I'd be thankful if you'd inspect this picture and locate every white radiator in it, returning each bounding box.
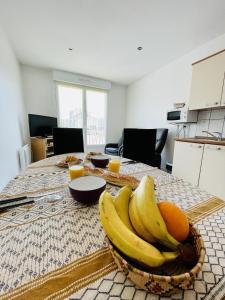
[19,144,31,171]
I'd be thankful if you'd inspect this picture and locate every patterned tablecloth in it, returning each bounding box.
[0,154,225,300]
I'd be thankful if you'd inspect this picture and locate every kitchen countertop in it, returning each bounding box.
[176,137,225,146]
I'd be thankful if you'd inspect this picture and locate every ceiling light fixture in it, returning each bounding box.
[137,46,143,51]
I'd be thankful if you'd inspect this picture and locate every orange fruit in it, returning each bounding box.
[158,201,189,242]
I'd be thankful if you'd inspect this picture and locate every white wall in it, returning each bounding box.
[106,83,127,142]
[126,33,225,169]
[0,28,28,191]
[21,65,57,117]
[21,65,127,151]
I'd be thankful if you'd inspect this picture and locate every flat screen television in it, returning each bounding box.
[28,114,58,137]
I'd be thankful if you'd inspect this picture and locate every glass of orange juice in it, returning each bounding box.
[108,159,120,173]
[69,165,84,180]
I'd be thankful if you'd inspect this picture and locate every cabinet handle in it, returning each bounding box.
[217,147,221,150]
[214,102,219,105]
[198,145,202,148]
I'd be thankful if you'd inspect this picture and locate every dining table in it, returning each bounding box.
[0,153,225,300]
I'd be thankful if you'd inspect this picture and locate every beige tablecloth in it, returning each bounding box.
[0,154,225,300]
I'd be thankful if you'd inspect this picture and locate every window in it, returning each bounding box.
[57,85,83,128]
[57,83,107,145]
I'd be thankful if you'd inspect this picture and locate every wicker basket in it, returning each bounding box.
[106,224,205,296]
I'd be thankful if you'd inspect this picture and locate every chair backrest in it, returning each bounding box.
[118,136,123,148]
[53,128,84,155]
[155,128,168,154]
[122,128,156,165]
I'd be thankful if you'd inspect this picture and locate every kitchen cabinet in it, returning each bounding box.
[221,73,225,106]
[189,50,225,110]
[199,144,225,199]
[172,141,204,186]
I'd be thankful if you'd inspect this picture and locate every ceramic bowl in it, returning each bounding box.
[69,175,106,205]
[91,155,110,168]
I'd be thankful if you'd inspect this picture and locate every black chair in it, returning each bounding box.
[122,128,157,166]
[53,128,84,155]
[104,136,123,156]
[155,128,168,168]
[122,128,168,168]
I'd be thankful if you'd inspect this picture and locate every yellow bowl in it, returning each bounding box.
[106,224,205,296]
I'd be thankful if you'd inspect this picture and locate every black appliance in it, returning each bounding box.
[28,114,57,137]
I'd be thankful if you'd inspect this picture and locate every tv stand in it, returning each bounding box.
[31,136,54,162]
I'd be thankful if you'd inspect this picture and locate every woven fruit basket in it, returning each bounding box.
[106,224,205,296]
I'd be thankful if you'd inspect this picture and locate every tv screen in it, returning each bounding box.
[28,114,58,137]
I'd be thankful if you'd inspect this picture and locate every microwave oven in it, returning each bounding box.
[167,108,197,123]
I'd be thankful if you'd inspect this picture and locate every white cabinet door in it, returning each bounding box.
[220,72,225,107]
[172,141,204,186]
[199,144,225,200]
[189,51,225,110]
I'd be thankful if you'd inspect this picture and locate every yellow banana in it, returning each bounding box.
[134,176,180,250]
[129,195,156,243]
[99,191,178,267]
[114,186,134,232]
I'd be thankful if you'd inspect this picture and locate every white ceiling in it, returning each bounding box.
[0,0,225,85]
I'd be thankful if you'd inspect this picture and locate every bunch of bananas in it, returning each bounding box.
[99,176,181,268]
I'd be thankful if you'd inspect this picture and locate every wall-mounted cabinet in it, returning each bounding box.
[221,75,225,106]
[189,50,225,110]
